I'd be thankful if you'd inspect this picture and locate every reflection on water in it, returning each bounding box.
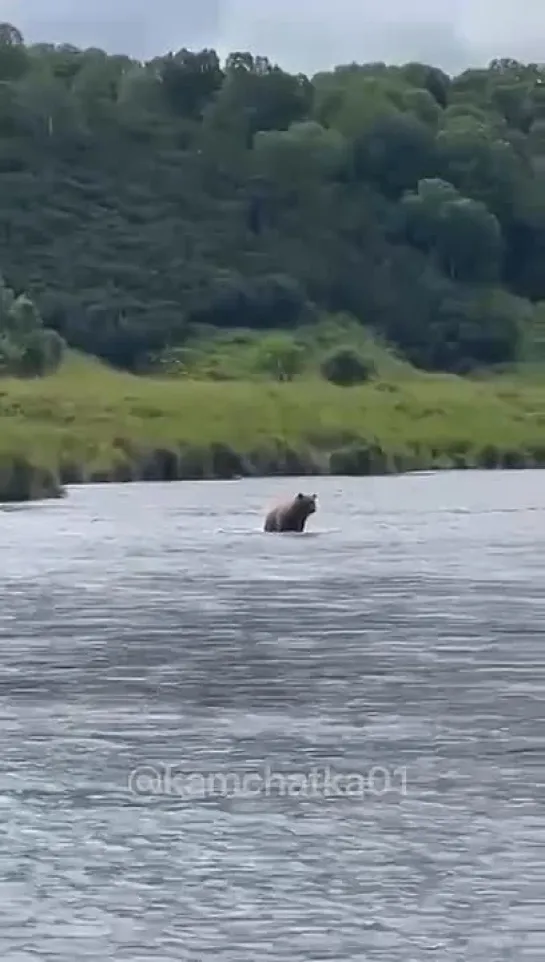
[0,471,544,960]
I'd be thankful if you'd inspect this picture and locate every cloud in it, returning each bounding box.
[1,0,545,74]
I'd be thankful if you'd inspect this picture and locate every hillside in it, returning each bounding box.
[3,26,545,498]
[0,25,545,375]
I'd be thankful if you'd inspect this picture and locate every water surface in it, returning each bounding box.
[0,471,544,960]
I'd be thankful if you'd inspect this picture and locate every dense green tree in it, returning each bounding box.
[398,62,450,109]
[154,49,223,119]
[0,275,65,375]
[253,120,348,198]
[354,111,437,194]
[203,51,312,150]
[0,22,28,81]
[401,178,503,281]
[0,23,543,374]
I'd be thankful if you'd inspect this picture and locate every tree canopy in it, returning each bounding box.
[0,26,544,373]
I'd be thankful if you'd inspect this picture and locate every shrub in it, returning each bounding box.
[320,347,375,386]
[0,277,66,377]
[18,328,66,376]
[253,334,305,381]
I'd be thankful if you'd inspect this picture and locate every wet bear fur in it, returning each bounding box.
[264,492,317,533]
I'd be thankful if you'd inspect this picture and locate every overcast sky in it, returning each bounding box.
[0,0,544,75]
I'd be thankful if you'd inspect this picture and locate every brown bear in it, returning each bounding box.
[263,492,317,533]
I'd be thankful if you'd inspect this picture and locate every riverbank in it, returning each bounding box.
[2,353,545,500]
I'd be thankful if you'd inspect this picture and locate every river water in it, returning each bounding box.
[0,471,544,961]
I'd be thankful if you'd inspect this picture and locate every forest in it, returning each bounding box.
[1,22,545,375]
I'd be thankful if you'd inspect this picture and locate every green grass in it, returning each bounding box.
[157,315,414,381]
[2,346,545,498]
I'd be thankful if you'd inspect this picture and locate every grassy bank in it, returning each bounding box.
[2,349,545,500]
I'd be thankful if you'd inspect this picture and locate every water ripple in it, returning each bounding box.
[0,471,544,960]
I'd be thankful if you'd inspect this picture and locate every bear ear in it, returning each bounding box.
[297,492,304,499]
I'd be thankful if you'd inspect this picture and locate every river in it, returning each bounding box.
[0,471,543,960]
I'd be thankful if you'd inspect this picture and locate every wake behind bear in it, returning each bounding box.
[264,493,317,533]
